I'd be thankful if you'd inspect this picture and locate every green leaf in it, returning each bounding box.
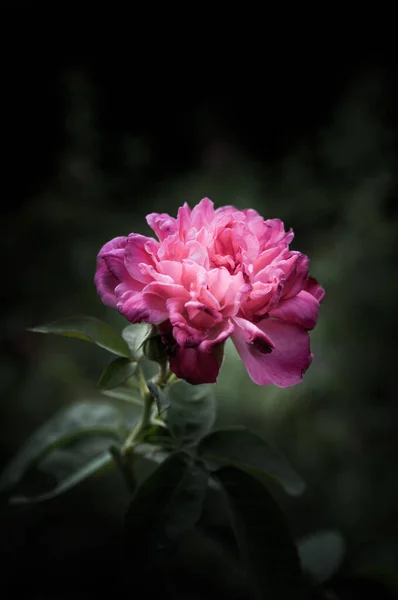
[297,530,345,583]
[121,323,151,359]
[197,426,305,497]
[125,451,208,556]
[215,466,304,600]
[30,315,131,358]
[162,460,209,544]
[166,380,216,446]
[0,400,138,502]
[147,380,171,415]
[100,386,143,407]
[97,357,137,390]
[9,451,113,504]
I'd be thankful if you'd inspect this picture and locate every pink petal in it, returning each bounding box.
[116,286,168,324]
[157,233,189,262]
[199,319,235,353]
[165,298,204,347]
[190,197,215,229]
[124,234,157,283]
[231,318,312,387]
[97,236,127,257]
[263,218,292,246]
[232,316,275,352]
[144,281,190,301]
[146,212,177,241]
[268,290,320,330]
[185,301,224,329]
[177,203,192,239]
[94,237,128,307]
[186,240,209,267]
[103,250,129,281]
[253,245,286,274]
[280,253,309,299]
[94,267,119,308]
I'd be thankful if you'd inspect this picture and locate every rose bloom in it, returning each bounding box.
[95,198,324,386]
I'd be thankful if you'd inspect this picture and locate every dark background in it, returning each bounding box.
[1,25,398,599]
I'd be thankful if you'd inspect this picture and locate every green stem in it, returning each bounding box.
[122,366,153,455]
[115,361,174,492]
[109,445,136,492]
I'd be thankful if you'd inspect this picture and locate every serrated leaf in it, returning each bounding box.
[298,530,345,583]
[216,466,304,600]
[166,381,215,446]
[30,316,131,358]
[97,357,137,390]
[125,452,208,558]
[147,380,171,415]
[197,426,305,497]
[121,323,151,359]
[0,400,138,502]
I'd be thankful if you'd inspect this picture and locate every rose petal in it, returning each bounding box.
[97,236,127,257]
[269,290,320,330]
[124,234,157,283]
[94,267,119,308]
[232,316,275,350]
[231,318,312,387]
[305,276,326,303]
[116,286,168,324]
[185,301,224,329]
[146,212,177,241]
[190,197,215,230]
[177,203,192,239]
[94,237,128,307]
[199,319,235,353]
[169,345,223,385]
[144,281,190,301]
[281,253,309,299]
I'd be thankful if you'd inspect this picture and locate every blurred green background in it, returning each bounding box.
[2,51,398,598]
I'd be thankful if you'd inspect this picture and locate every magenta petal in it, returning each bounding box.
[116,287,168,324]
[146,212,177,241]
[199,319,235,353]
[97,236,127,257]
[281,253,309,299]
[231,318,312,387]
[103,249,128,281]
[124,234,157,283]
[94,266,119,308]
[185,301,223,329]
[232,316,275,351]
[305,276,326,303]
[169,345,222,385]
[268,290,320,330]
[94,237,128,307]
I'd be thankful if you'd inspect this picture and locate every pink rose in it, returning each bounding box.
[95,198,324,386]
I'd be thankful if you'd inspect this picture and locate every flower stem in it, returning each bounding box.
[109,445,136,492]
[122,365,153,455]
[113,361,174,492]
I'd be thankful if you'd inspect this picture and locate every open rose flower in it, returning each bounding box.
[95,198,324,386]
